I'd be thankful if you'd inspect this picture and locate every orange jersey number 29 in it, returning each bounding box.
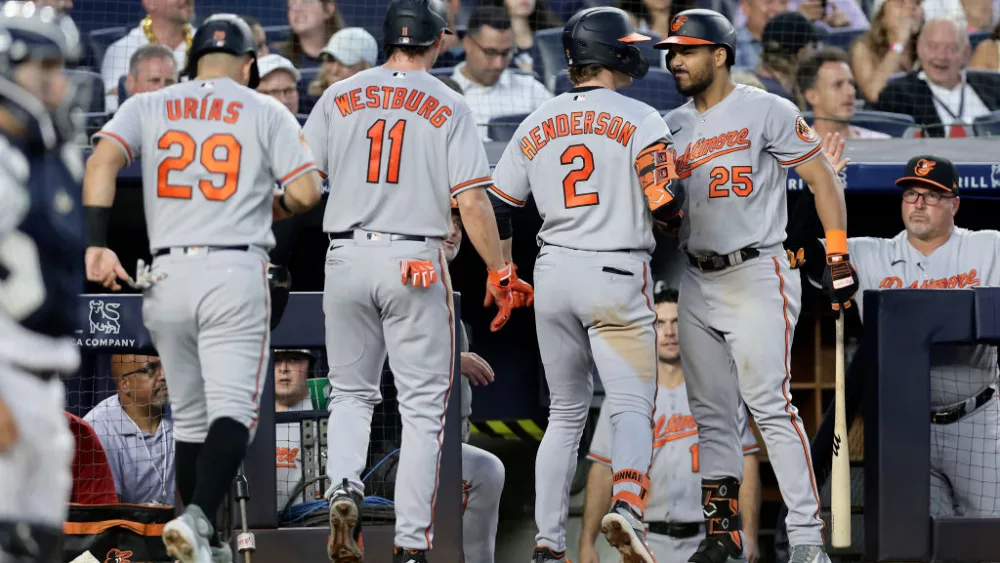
[561,144,598,208]
[157,130,242,201]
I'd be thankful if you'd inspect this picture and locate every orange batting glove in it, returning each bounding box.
[484,263,534,309]
[484,263,522,331]
[400,260,437,288]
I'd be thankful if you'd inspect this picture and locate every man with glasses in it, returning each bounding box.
[257,53,302,115]
[85,354,175,505]
[451,5,552,139]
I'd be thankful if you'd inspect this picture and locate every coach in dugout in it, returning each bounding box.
[85,354,174,505]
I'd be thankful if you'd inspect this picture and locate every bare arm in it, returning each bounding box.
[851,41,906,103]
[969,39,1000,71]
[82,138,127,208]
[740,452,762,563]
[580,462,613,558]
[795,154,846,246]
[455,187,506,272]
[500,238,513,263]
[279,171,324,214]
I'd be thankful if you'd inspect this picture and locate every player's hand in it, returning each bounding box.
[822,253,859,310]
[576,544,600,563]
[485,264,516,332]
[460,352,495,386]
[400,260,437,288]
[85,247,130,291]
[484,263,534,309]
[743,534,760,563]
[821,132,851,176]
[653,210,683,236]
[272,194,293,222]
[0,396,18,453]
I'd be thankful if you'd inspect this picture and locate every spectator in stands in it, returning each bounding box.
[274,349,316,510]
[452,6,553,139]
[754,11,821,101]
[257,54,301,115]
[617,0,697,39]
[797,47,891,138]
[279,0,344,68]
[65,412,119,504]
[241,15,270,58]
[101,0,194,111]
[850,0,922,103]
[734,0,788,69]
[84,355,174,505]
[791,0,867,29]
[121,44,178,101]
[482,0,562,74]
[874,16,1000,137]
[922,0,997,33]
[969,18,1000,70]
[306,27,377,97]
[732,68,767,88]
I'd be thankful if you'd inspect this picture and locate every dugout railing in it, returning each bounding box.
[73,292,465,561]
[865,288,1000,562]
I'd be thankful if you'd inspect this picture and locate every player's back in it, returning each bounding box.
[309,67,477,238]
[119,79,289,251]
[504,88,665,252]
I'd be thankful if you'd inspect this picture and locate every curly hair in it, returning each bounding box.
[280,0,345,67]
[480,0,562,32]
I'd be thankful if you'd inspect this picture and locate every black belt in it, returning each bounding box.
[687,247,760,272]
[328,231,427,242]
[153,245,249,257]
[931,386,995,425]
[647,521,702,538]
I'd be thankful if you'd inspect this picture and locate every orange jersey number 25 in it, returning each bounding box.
[157,130,242,201]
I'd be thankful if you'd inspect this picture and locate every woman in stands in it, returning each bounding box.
[279,0,344,68]
[969,19,1000,70]
[482,0,561,75]
[850,0,922,103]
[616,0,695,41]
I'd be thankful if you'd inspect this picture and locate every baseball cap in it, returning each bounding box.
[321,27,378,66]
[895,155,960,194]
[256,54,301,81]
[762,12,825,58]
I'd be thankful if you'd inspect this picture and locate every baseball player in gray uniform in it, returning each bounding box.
[83,14,323,563]
[489,8,685,563]
[580,286,761,563]
[301,1,532,561]
[656,9,855,563]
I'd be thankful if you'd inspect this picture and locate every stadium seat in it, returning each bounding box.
[803,109,916,137]
[430,66,455,78]
[263,24,292,45]
[297,68,321,115]
[117,74,127,108]
[554,68,686,112]
[88,26,127,69]
[821,28,864,51]
[68,69,106,114]
[487,113,530,143]
[973,110,1000,136]
[296,114,309,126]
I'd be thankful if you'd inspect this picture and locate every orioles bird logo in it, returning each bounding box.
[915,158,936,176]
[795,115,818,143]
[670,15,687,32]
[105,548,133,563]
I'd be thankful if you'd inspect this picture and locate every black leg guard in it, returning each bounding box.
[688,476,743,563]
[0,521,62,563]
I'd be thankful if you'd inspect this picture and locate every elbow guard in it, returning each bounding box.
[636,141,685,221]
[489,191,514,240]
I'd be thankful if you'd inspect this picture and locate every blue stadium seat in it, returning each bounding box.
[430,66,455,78]
[973,110,1000,136]
[803,109,916,137]
[821,28,864,51]
[296,113,309,126]
[297,68,321,116]
[554,68,686,112]
[68,69,106,113]
[970,30,990,50]
[263,24,291,45]
[487,113,530,143]
[88,26,126,69]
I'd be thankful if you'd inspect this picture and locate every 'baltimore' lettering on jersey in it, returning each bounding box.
[672,128,751,178]
[878,268,982,289]
[334,86,452,128]
[518,111,637,160]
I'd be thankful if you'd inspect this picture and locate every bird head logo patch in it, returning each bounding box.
[795,115,818,143]
[915,158,936,176]
[105,548,133,563]
[670,15,687,32]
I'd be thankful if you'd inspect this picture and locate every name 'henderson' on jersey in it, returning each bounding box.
[490,87,672,253]
[302,67,493,239]
[94,78,318,251]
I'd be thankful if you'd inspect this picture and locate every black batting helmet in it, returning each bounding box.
[563,7,651,80]
[654,9,736,65]
[184,14,260,88]
[383,0,453,48]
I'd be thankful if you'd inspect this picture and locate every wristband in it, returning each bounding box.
[84,205,111,248]
[825,229,848,256]
[889,42,904,54]
[278,194,292,213]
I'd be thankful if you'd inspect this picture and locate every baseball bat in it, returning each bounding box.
[831,312,851,548]
[235,466,255,563]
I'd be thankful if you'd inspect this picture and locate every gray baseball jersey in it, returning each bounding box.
[302,67,492,238]
[94,77,318,251]
[664,84,823,256]
[490,87,671,252]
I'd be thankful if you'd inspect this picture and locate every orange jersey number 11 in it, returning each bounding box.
[367,119,406,184]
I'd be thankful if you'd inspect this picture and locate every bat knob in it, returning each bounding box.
[236,532,256,554]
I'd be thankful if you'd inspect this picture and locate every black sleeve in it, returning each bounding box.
[489,191,514,240]
[269,192,328,265]
[785,188,827,281]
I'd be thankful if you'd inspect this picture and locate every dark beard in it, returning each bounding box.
[676,71,713,97]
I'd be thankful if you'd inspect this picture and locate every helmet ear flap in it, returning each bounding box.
[619,44,649,79]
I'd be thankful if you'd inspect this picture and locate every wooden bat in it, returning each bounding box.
[831,312,851,548]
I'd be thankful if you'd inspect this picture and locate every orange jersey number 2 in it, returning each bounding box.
[157,131,242,201]
[367,119,406,184]
[561,144,598,208]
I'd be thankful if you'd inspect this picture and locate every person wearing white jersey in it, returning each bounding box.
[82,14,323,563]
[656,9,856,563]
[274,349,318,512]
[580,286,762,563]
[301,0,533,561]
[489,7,685,563]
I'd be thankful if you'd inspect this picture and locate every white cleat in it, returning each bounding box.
[162,506,215,563]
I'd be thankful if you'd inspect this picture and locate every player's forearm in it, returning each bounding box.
[803,160,848,252]
[740,453,761,541]
[500,238,513,263]
[82,152,123,248]
[580,462,613,549]
[457,189,506,271]
[282,172,323,214]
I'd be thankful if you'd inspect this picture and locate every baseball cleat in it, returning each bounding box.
[210,544,233,563]
[327,479,364,563]
[601,500,657,563]
[531,546,570,562]
[393,547,429,563]
[789,545,832,563]
[162,506,215,563]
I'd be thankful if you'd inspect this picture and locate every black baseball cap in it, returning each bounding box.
[762,12,824,58]
[895,155,960,194]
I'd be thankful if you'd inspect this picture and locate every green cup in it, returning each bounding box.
[308,378,329,411]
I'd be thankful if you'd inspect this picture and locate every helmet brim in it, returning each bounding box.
[619,32,651,43]
[654,35,718,50]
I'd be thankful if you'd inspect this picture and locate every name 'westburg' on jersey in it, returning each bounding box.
[665,84,823,257]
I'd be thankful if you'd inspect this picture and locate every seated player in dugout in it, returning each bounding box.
[787,138,1000,518]
[274,348,320,511]
[84,354,175,506]
[579,286,762,563]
